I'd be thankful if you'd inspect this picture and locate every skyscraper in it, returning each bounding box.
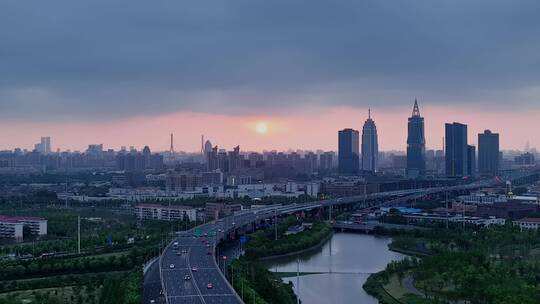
[467,145,476,177]
[406,99,426,178]
[338,128,359,175]
[34,137,51,154]
[361,109,378,173]
[478,130,499,175]
[445,122,468,177]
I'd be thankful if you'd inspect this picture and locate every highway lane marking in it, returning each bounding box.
[168,294,234,298]
[184,246,207,304]
[163,268,220,271]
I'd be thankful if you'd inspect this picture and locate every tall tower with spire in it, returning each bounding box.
[361,108,378,173]
[407,99,426,178]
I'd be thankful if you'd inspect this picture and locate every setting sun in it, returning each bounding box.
[255,121,269,134]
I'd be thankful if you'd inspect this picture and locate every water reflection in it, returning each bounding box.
[264,233,405,304]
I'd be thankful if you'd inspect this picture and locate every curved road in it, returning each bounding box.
[146,167,539,304]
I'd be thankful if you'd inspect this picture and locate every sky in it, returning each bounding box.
[1,1,539,152]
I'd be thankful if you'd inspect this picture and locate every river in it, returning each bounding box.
[263,232,405,304]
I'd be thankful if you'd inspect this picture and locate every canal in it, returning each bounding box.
[263,232,405,304]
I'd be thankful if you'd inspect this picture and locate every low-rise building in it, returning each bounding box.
[514,217,540,231]
[0,215,47,242]
[205,202,242,220]
[134,204,196,222]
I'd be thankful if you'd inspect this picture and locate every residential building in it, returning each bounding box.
[0,215,47,241]
[134,204,196,222]
[467,145,476,177]
[205,202,242,220]
[515,152,536,166]
[514,218,540,231]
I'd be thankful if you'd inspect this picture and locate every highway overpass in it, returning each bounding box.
[145,167,539,304]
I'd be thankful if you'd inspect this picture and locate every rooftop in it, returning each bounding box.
[515,217,540,223]
[0,215,46,223]
[136,203,193,210]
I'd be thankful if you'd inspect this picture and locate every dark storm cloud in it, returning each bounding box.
[1,0,540,120]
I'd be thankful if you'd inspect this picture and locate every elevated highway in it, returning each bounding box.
[147,167,540,304]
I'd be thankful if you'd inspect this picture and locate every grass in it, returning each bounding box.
[0,285,102,304]
[383,275,410,299]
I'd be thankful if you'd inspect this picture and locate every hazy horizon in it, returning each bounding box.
[2,1,540,151]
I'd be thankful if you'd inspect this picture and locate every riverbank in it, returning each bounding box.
[362,255,425,304]
[227,218,333,304]
[246,219,333,260]
[387,244,431,257]
[259,231,333,261]
[229,257,297,304]
[364,225,540,304]
[266,233,405,304]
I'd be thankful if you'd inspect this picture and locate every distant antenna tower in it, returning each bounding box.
[169,133,175,156]
[442,136,445,154]
[201,135,204,154]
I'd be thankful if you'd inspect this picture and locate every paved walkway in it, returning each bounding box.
[402,274,423,297]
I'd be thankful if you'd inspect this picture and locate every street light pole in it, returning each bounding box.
[77,215,81,254]
[274,209,278,241]
[445,188,449,229]
[296,258,300,304]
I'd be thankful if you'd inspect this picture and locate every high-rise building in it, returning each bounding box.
[406,99,426,178]
[361,110,378,173]
[467,145,476,177]
[34,137,51,154]
[515,152,536,166]
[204,140,213,154]
[319,151,334,172]
[445,122,468,177]
[478,130,499,175]
[338,128,359,175]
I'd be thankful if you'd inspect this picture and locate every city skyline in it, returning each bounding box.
[2,2,540,304]
[1,104,538,153]
[2,1,540,152]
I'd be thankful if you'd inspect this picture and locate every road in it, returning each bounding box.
[145,167,539,304]
[144,258,163,304]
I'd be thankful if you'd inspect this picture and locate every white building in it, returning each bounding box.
[134,204,197,222]
[514,218,540,231]
[459,193,540,205]
[0,215,47,242]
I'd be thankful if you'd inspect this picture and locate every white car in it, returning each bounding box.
[169,264,175,269]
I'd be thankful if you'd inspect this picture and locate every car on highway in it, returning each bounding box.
[184,275,191,280]
[182,249,188,254]
[191,266,198,272]
[207,283,213,289]
[169,264,175,269]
